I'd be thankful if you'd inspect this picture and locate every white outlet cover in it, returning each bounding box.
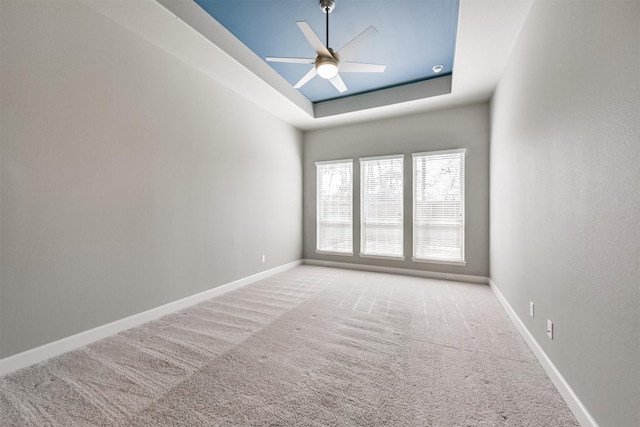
[547,319,553,339]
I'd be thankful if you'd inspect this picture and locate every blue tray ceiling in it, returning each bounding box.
[194,0,459,103]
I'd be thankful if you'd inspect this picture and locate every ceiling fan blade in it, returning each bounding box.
[336,26,378,61]
[297,21,331,57]
[329,74,348,93]
[266,57,315,64]
[293,67,318,89]
[340,62,386,73]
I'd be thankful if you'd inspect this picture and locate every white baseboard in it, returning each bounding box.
[0,260,301,376]
[302,258,489,284]
[488,279,598,427]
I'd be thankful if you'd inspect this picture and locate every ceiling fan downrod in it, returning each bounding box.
[320,0,335,48]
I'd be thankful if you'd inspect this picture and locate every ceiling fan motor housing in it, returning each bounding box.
[319,0,335,13]
[315,52,339,79]
[315,54,338,68]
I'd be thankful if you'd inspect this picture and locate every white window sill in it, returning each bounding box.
[359,253,405,261]
[411,257,467,266]
[316,250,354,256]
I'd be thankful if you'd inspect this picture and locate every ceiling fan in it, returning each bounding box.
[266,0,386,94]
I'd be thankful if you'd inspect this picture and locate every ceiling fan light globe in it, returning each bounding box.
[317,62,339,79]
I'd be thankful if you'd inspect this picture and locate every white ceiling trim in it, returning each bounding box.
[83,0,533,131]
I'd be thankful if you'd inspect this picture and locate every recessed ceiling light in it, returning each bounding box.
[432,64,444,73]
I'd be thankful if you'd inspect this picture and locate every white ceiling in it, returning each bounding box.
[84,0,533,131]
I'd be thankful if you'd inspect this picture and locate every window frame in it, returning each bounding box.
[411,148,467,266]
[315,158,354,256]
[359,154,405,260]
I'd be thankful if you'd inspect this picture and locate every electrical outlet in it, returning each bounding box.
[261,255,266,263]
[529,301,534,317]
[547,319,553,339]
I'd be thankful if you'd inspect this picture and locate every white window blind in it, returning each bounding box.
[413,149,466,263]
[360,155,404,258]
[316,159,353,254]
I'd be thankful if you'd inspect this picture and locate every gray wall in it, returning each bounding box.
[490,2,639,426]
[0,1,302,358]
[304,103,490,278]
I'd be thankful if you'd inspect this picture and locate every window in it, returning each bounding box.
[360,155,404,258]
[412,149,466,264]
[316,159,353,254]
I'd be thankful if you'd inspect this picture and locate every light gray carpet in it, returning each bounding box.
[0,266,579,426]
